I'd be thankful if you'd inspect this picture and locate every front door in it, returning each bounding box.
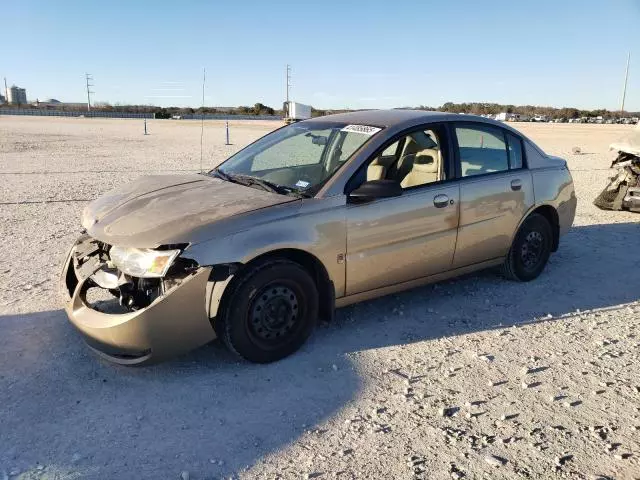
[345,124,460,296]
[346,185,459,295]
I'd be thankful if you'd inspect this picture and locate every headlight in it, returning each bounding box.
[109,246,180,278]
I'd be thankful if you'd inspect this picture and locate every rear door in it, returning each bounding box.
[345,123,459,295]
[451,123,534,268]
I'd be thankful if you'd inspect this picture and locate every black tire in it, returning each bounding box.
[218,259,319,363]
[503,213,553,282]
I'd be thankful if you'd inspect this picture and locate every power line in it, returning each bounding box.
[85,73,94,112]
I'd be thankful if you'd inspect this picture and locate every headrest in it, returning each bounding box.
[413,153,438,172]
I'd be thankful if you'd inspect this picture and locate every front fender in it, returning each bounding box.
[182,196,347,317]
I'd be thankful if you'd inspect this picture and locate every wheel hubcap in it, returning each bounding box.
[250,285,299,341]
[520,231,544,269]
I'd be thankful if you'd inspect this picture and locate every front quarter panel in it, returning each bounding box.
[183,196,347,297]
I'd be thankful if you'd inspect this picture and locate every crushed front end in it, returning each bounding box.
[594,151,640,212]
[61,235,216,365]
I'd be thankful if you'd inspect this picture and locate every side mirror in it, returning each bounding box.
[348,179,402,203]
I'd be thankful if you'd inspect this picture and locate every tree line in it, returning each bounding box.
[418,102,639,119]
[2,101,637,119]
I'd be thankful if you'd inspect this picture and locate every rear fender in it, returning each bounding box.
[530,166,577,237]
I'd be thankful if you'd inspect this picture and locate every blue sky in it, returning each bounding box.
[2,0,639,111]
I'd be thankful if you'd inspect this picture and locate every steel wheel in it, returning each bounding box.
[503,213,553,282]
[219,258,319,363]
[249,284,299,344]
[520,231,544,270]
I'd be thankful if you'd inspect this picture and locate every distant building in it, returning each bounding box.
[33,99,86,109]
[8,85,27,105]
[33,98,60,107]
[0,94,5,104]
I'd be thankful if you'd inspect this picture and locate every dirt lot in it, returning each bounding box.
[1,116,639,480]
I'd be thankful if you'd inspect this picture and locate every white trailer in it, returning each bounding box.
[496,112,520,122]
[284,101,312,123]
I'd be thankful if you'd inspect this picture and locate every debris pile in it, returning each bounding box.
[594,125,640,212]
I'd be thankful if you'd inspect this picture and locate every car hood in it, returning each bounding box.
[82,174,297,247]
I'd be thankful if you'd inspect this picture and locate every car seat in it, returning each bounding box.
[400,152,439,188]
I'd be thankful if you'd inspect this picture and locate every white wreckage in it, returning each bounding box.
[594,123,640,212]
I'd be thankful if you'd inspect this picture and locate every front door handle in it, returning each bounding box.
[511,179,522,191]
[433,194,449,208]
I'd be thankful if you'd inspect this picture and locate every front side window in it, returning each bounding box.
[364,127,447,189]
[455,125,509,177]
[216,121,381,196]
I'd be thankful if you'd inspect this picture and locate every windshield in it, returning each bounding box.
[213,121,382,196]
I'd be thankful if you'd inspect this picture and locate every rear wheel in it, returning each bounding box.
[503,213,553,282]
[219,259,318,363]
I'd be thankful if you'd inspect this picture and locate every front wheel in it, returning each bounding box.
[503,213,553,282]
[219,259,319,363]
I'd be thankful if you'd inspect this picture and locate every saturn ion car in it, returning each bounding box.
[61,110,576,365]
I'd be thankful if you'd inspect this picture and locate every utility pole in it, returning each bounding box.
[200,67,206,174]
[286,64,292,103]
[621,51,631,113]
[85,73,94,112]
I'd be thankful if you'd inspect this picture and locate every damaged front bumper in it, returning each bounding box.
[60,236,217,365]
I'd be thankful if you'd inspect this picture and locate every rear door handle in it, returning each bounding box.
[511,179,522,191]
[433,194,450,208]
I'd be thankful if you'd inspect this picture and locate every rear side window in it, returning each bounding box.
[455,125,509,177]
[506,132,524,169]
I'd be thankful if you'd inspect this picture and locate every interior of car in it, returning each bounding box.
[367,129,445,188]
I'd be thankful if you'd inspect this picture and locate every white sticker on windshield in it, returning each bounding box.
[295,180,310,188]
[341,124,382,135]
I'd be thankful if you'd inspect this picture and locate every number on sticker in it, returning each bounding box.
[341,124,381,135]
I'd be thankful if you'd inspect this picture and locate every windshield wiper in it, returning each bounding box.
[229,174,309,198]
[209,168,231,181]
[228,174,279,193]
[209,170,309,198]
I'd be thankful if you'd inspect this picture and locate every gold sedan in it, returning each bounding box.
[61,110,577,364]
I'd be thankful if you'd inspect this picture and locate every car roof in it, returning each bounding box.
[314,109,511,131]
[316,109,449,128]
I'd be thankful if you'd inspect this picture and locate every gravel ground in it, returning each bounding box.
[1,116,639,480]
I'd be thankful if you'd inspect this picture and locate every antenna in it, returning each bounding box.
[200,67,206,174]
[286,64,292,103]
[85,73,94,112]
[620,51,631,113]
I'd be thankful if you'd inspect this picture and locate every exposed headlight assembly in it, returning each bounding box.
[109,246,180,278]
